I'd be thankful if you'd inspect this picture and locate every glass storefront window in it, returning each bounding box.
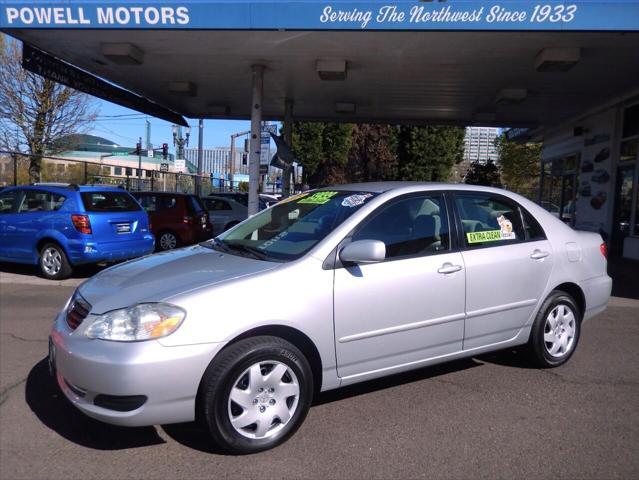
[620,139,637,162]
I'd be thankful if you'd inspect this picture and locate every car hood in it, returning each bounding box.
[78,245,279,313]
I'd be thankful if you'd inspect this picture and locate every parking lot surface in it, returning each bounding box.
[1,282,638,479]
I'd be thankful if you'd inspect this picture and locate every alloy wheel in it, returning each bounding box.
[41,247,62,275]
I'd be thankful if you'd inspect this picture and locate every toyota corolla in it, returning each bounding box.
[49,183,611,454]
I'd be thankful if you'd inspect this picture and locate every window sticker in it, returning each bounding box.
[279,192,309,204]
[298,191,338,205]
[341,193,373,208]
[467,230,503,244]
[258,231,288,250]
[497,215,517,240]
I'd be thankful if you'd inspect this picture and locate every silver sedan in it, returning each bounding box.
[49,183,611,453]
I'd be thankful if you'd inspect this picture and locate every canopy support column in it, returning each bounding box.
[282,98,294,198]
[248,64,264,216]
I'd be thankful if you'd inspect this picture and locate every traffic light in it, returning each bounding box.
[243,138,249,153]
[162,143,168,160]
[135,142,141,155]
[242,153,248,165]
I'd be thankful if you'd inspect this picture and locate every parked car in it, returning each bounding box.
[131,191,212,251]
[209,191,271,210]
[201,195,247,235]
[0,184,154,280]
[49,183,611,454]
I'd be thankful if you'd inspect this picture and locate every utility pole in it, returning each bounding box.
[228,129,250,191]
[137,136,142,190]
[282,99,294,197]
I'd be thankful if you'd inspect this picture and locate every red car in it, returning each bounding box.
[132,192,212,250]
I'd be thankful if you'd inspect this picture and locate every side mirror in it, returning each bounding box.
[339,240,386,265]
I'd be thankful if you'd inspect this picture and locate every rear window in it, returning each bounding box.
[187,196,205,213]
[81,191,141,212]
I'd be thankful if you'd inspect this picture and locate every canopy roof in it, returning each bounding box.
[2,1,638,129]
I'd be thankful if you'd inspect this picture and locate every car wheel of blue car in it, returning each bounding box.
[39,243,72,280]
[158,231,179,251]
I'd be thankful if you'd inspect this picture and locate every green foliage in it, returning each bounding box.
[347,124,398,182]
[397,126,465,182]
[494,134,541,196]
[238,181,249,192]
[464,160,503,187]
[291,122,352,187]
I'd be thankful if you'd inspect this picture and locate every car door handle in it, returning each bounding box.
[530,249,550,260]
[438,263,463,274]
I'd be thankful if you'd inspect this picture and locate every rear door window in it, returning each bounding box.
[137,195,158,212]
[455,193,525,248]
[17,190,66,213]
[81,191,141,212]
[0,190,18,214]
[158,195,178,211]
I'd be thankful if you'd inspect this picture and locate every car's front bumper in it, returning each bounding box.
[50,308,225,427]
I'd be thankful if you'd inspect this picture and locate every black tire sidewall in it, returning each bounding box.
[39,243,72,280]
[531,292,581,367]
[203,337,313,454]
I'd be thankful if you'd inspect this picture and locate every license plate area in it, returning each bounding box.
[115,223,131,234]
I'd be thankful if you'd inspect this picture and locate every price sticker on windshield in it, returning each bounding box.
[298,191,338,205]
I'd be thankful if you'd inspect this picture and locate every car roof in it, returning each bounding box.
[206,195,245,206]
[4,184,135,194]
[133,191,193,196]
[316,181,519,196]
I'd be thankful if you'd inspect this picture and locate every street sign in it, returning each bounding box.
[260,123,276,165]
[174,159,186,173]
[160,163,169,172]
[147,149,154,158]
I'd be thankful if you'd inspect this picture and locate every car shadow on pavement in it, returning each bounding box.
[162,358,482,455]
[25,358,166,450]
[1,261,106,280]
[474,347,539,369]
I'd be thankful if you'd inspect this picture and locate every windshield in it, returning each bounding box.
[207,190,378,261]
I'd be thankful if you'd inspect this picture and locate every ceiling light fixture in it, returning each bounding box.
[535,47,581,72]
[101,43,144,65]
[495,88,527,105]
[317,59,348,81]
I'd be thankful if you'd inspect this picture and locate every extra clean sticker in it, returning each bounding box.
[467,230,502,244]
[341,193,373,208]
[298,191,338,205]
[279,192,309,204]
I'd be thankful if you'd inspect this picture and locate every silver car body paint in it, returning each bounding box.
[51,182,612,427]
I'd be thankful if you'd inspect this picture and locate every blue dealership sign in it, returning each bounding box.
[1,1,638,31]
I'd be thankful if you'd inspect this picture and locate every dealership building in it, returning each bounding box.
[1,0,638,257]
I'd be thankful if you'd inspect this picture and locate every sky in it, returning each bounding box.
[90,99,253,154]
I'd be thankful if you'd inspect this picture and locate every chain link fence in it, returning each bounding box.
[0,151,226,195]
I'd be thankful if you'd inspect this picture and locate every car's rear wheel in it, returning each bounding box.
[528,291,581,368]
[199,336,313,454]
[157,231,179,251]
[39,243,72,280]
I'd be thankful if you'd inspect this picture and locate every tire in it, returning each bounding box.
[157,231,179,251]
[199,336,313,454]
[39,243,73,280]
[528,291,581,368]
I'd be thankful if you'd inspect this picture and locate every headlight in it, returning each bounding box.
[85,303,186,342]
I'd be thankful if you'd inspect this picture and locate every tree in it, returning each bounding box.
[0,36,97,182]
[396,126,465,182]
[347,124,398,182]
[291,122,353,187]
[494,133,541,198]
[464,160,503,187]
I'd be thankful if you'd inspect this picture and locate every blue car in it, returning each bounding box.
[0,184,155,280]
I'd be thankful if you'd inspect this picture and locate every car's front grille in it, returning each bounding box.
[66,294,91,330]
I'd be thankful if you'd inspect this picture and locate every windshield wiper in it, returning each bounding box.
[201,238,231,253]
[224,242,270,261]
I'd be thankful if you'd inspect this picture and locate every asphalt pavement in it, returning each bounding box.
[1,282,638,479]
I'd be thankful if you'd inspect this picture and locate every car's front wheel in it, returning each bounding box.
[199,336,313,454]
[39,243,73,280]
[528,291,581,367]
